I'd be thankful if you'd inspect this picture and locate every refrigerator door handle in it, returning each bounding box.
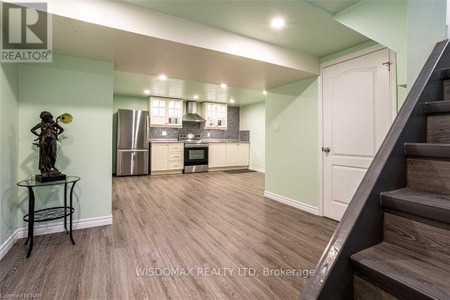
[146,114,150,144]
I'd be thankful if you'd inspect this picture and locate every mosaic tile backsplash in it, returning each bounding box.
[149,106,249,141]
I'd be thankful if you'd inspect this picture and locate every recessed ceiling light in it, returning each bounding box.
[263,90,268,95]
[270,17,285,29]
[221,83,227,89]
[144,89,151,95]
[193,95,199,100]
[158,74,167,80]
[229,98,235,103]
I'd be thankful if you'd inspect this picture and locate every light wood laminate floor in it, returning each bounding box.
[0,172,336,299]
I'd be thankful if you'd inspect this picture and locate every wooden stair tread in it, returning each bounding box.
[351,242,450,299]
[405,143,450,158]
[424,100,450,114]
[381,188,450,224]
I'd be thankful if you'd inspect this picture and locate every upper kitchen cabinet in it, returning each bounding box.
[202,102,227,130]
[149,97,183,128]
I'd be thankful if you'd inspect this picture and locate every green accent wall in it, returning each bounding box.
[407,0,447,90]
[240,101,265,171]
[17,55,114,226]
[0,63,20,247]
[334,0,408,107]
[335,0,408,81]
[320,40,378,63]
[265,78,319,207]
[114,95,149,111]
[333,0,447,108]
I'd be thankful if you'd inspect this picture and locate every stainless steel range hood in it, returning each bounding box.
[183,101,205,123]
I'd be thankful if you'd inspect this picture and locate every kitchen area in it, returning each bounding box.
[114,95,252,177]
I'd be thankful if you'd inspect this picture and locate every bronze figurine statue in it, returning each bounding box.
[31,111,72,182]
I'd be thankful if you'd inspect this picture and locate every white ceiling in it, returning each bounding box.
[306,0,361,14]
[114,71,267,105]
[52,15,315,91]
[48,0,371,106]
[123,0,368,56]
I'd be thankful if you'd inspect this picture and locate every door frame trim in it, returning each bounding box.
[317,44,397,217]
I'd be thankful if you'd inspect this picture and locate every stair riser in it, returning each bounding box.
[427,114,450,143]
[384,213,450,263]
[407,158,450,194]
[443,80,450,100]
[354,275,398,300]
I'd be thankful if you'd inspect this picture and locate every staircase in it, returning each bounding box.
[351,72,450,299]
[300,40,450,300]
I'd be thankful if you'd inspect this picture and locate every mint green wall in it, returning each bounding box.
[265,78,318,207]
[240,101,265,171]
[334,0,447,107]
[407,0,446,90]
[17,55,114,225]
[114,95,149,111]
[112,95,148,172]
[335,0,408,106]
[320,40,378,63]
[335,0,407,85]
[0,63,20,246]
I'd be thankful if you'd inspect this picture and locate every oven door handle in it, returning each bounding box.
[185,144,209,149]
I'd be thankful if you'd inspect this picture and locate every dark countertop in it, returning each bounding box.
[203,139,250,143]
[149,139,179,143]
[149,139,249,143]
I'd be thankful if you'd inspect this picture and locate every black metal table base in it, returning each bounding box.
[22,180,78,258]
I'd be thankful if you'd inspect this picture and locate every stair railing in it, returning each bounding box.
[300,39,450,300]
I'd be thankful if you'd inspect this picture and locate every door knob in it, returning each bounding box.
[322,147,331,153]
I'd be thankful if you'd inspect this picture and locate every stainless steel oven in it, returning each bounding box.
[184,143,209,173]
[179,133,209,173]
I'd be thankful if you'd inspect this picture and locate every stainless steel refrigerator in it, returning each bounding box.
[116,109,149,176]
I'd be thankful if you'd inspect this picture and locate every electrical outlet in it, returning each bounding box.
[274,123,280,132]
[162,131,167,136]
[207,133,211,137]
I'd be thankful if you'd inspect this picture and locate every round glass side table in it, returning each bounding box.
[17,176,81,258]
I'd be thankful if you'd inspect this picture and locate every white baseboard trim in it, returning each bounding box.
[264,191,319,215]
[0,215,112,261]
[249,166,265,173]
[0,229,21,262]
[16,215,113,238]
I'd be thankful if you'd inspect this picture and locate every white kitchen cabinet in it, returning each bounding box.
[169,143,183,152]
[202,103,227,130]
[151,144,169,171]
[168,161,184,170]
[168,152,183,161]
[208,143,226,167]
[149,97,183,128]
[209,143,249,169]
[225,144,238,166]
[237,143,250,166]
[151,142,184,174]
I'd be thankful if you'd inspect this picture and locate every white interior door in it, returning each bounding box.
[322,48,394,221]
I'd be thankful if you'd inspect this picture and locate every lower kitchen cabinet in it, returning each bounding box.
[151,143,184,174]
[237,143,250,166]
[209,143,249,169]
[226,144,238,166]
[151,144,169,171]
[209,143,227,167]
